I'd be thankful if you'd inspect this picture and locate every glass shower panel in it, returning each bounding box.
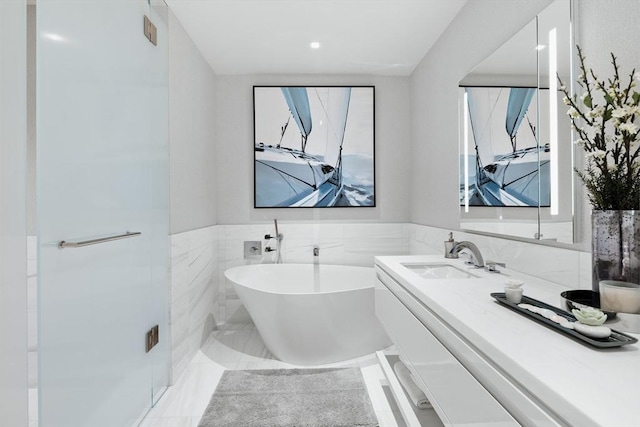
[147,0,170,407]
[37,1,169,426]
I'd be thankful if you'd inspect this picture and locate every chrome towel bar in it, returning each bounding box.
[58,231,141,249]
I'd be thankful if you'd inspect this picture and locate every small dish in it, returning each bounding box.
[560,290,616,320]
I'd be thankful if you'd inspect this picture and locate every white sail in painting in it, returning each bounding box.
[465,87,549,207]
[255,87,352,207]
[281,88,312,150]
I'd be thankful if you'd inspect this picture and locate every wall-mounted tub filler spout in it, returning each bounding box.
[449,241,484,268]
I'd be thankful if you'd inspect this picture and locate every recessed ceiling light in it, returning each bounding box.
[310,41,321,49]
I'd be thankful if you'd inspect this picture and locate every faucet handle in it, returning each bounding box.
[485,260,506,273]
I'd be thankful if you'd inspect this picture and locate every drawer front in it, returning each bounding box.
[375,275,520,427]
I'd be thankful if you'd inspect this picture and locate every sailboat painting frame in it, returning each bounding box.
[254,86,375,208]
[460,85,550,208]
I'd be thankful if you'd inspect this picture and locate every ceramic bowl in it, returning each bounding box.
[560,290,616,319]
[599,281,640,314]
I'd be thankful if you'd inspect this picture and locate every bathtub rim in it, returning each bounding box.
[224,263,375,296]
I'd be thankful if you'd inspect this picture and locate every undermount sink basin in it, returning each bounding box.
[402,263,479,279]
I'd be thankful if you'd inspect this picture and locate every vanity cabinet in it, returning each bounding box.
[375,265,564,427]
[375,266,518,426]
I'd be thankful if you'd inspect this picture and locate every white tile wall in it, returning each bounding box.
[409,224,591,290]
[169,226,219,384]
[578,251,593,291]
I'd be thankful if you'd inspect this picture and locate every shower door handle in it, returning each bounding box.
[58,231,141,249]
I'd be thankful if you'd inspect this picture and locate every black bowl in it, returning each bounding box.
[560,290,617,320]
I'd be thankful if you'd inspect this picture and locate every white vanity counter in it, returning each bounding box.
[375,255,640,427]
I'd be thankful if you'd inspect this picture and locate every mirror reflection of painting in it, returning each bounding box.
[460,86,550,207]
[254,86,375,208]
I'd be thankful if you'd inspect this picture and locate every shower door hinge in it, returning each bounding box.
[143,15,157,46]
[145,325,159,353]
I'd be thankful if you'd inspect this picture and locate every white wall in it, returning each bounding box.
[215,75,411,225]
[167,11,220,383]
[169,10,217,234]
[576,1,640,87]
[0,1,28,425]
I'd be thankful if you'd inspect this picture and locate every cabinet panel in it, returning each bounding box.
[375,275,519,427]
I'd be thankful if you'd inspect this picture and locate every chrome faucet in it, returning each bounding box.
[485,260,506,273]
[264,219,283,263]
[264,219,283,242]
[449,241,484,268]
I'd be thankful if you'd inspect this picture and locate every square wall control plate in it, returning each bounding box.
[244,241,262,259]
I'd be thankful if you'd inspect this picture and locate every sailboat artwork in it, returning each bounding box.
[254,86,375,208]
[460,86,550,207]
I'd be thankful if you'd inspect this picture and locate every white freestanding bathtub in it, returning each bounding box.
[224,264,392,365]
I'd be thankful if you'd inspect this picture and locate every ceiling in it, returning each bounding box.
[165,0,468,76]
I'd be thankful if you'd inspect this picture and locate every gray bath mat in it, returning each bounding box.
[197,368,379,427]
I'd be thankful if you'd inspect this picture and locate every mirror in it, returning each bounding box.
[458,0,574,244]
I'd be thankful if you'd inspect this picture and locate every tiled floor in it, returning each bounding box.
[140,321,410,427]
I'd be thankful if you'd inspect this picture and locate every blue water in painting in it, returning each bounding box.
[338,154,374,206]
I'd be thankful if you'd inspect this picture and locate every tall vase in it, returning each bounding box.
[591,210,640,292]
